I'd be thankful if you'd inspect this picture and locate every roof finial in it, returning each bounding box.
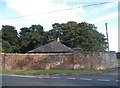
[57,37,60,42]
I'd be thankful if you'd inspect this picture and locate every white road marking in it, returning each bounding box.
[80,78,92,81]
[37,77,43,79]
[97,79,110,82]
[9,75,35,78]
[44,77,50,78]
[115,80,120,82]
[2,74,118,83]
[51,77,60,79]
[3,74,43,79]
[66,77,76,80]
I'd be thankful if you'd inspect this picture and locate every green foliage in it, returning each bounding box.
[118,59,120,65]
[1,21,107,53]
[19,25,49,53]
[116,52,120,59]
[1,25,19,53]
[49,21,107,51]
[2,40,13,53]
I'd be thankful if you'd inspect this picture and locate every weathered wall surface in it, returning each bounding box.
[73,50,118,70]
[1,53,74,70]
[1,51,118,70]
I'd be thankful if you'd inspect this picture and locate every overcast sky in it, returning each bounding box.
[0,0,119,52]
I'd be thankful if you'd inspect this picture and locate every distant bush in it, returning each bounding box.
[116,52,120,59]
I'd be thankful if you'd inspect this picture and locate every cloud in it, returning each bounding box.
[102,1,117,10]
[5,0,84,31]
[53,0,117,3]
[0,18,34,32]
[1,0,118,52]
[108,29,118,51]
[89,1,117,15]
[96,26,118,52]
[89,12,117,24]
[96,24,118,52]
[118,29,120,52]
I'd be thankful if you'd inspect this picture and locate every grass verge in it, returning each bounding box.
[118,59,120,65]
[2,69,114,75]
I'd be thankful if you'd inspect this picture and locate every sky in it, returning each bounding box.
[0,0,119,52]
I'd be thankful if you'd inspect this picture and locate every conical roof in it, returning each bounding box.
[28,41,73,53]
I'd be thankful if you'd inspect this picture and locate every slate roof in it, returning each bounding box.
[28,41,73,53]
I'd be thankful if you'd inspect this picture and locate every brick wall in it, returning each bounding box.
[1,51,118,70]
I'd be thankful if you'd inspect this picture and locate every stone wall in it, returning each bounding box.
[73,50,118,70]
[1,51,118,70]
[1,53,74,70]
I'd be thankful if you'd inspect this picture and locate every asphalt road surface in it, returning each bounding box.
[1,69,119,86]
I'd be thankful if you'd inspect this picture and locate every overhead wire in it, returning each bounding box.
[0,1,116,21]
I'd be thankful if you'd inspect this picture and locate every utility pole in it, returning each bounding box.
[105,23,109,51]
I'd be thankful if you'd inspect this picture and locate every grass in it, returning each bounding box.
[2,69,113,75]
[118,59,120,65]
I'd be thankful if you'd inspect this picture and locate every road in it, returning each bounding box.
[1,69,119,86]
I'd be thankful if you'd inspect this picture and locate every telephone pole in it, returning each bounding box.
[105,23,109,51]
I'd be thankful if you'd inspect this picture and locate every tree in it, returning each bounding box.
[2,40,13,53]
[1,22,107,53]
[49,23,64,41]
[49,21,107,51]
[116,52,120,59]
[19,24,48,53]
[1,25,19,53]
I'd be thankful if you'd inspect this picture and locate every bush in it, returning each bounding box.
[116,52,120,59]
